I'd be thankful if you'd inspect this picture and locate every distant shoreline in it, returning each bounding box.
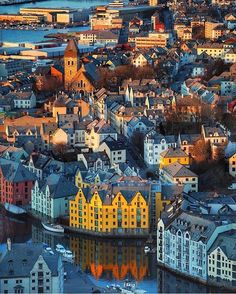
[0,0,48,6]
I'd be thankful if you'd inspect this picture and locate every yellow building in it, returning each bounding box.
[197,43,225,59]
[70,188,149,234]
[149,0,158,6]
[155,191,171,220]
[229,153,236,178]
[205,21,224,40]
[159,147,189,169]
[135,32,170,49]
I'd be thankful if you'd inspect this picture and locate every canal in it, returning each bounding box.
[0,210,228,293]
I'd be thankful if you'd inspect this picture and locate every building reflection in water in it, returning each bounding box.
[157,267,229,293]
[31,224,70,250]
[31,223,149,282]
[0,210,31,244]
[70,237,149,281]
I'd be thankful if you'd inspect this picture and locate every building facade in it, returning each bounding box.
[0,242,64,294]
[70,188,149,234]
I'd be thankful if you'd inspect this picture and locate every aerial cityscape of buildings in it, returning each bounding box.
[1,0,236,293]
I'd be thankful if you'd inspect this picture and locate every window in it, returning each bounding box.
[4,280,8,284]
[38,263,43,270]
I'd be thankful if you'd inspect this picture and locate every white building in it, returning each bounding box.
[159,162,198,193]
[0,242,64,294]
[191,64,206,78]
[224,49,236,64]
[157,211,236,283]
[25,153,51,180]
[124,116,154,138]
[208,231,236,286]
[157,212,212,281]
[144,131,176,167]
[221,79,236,98]
[10,91,37,109]
[98,137,126,165]
[85,119,118,151]
[31,174,78,219]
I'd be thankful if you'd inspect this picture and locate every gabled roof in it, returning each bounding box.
[38,173,78,199]
[162,162,197,178]
[161,147,188,158]
[0,158,36,183]
[0,243,60,278]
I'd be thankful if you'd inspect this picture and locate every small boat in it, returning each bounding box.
[45,247,54,255]
[62,250,74,262]
[144,246,151,254]
[63,250,73,258]
[56,244,66,254]
[4,203,27,220]
[42,222,64,233]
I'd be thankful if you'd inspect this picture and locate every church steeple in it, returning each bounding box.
[64,39,79,90]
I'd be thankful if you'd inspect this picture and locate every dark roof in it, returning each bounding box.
[0,158,36,183]
[0,243,60,278]
[101,137,126,151]
[38,174,78,199]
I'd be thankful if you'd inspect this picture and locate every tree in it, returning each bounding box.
[192,139,211,162]
[98,65,156,89]
[52,143,68,157]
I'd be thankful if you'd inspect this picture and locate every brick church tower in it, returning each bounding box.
[64,39,79,90]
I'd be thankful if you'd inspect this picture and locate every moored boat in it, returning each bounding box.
[144,246,150,254]
[3,202,27,220]
[62,250,74,263]
[42,222,64,233]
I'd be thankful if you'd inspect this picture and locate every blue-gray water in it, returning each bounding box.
[0,0,111,43]
[0,0,110,14]
[1,26,90,43]
[0,210,224,293]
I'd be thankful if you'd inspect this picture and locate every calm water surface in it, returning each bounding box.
[0,211,225,293]
[1,26,90,43]
[0,0,111,43]
[0,0,111,14]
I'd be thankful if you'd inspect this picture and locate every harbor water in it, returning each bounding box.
[0,210,227,293]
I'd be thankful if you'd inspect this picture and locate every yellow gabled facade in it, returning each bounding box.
[75,170,100,188]
[69,188,149,233]
[159,148,189,169]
